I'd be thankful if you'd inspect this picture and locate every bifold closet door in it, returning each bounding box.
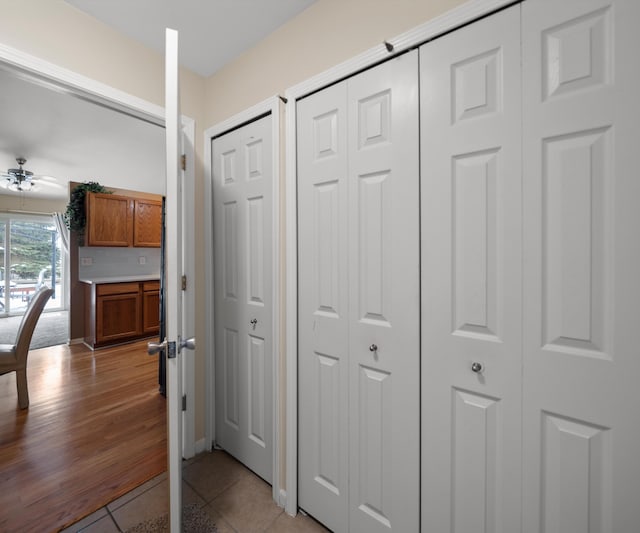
[213,115,273,483]
[522,0,640,530]
[420,5,522,532]
[298,50,420,533]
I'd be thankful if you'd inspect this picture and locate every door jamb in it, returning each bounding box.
[204,95,284,506]
[0,42,197,457]
[282,0,518,517]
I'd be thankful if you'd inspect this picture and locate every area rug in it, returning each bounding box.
[0,310,68,349]
[125,503,218,533]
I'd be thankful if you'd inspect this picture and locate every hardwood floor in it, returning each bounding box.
[0,340,166,533]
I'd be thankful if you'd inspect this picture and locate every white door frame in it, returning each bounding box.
[283,0,518,516]
[0,42,197,456]
[204,95,283,504]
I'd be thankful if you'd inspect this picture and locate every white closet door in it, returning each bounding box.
[346,51,420,533]
[420,6,522,533]
[298,81,350,532]
[213,115,273,483]
[348,51,420,533]
[522,0,640,531]
[298,50,420,533]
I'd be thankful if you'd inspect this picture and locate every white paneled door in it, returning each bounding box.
[213,115,273,483]
[298,51,420,533]
[163,27,186,533]
[522,0,640,531]
[420,6,522,532]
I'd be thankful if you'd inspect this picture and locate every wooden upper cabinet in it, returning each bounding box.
[86,192,133,247]
[85,192,162,247]
[133,199,162,247]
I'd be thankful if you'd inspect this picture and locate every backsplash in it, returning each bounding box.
[78,247,161,279]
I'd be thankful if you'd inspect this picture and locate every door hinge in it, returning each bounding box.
[181,275,187,291]
[182,394,187,411]
[181,154,186,171]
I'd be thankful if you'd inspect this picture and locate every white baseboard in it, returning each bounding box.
[278,489,288,510]
[195,438,207,454]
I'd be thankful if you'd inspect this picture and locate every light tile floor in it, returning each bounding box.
[61,450,329,533]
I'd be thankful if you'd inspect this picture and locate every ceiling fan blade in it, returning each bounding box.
[32,180,64,190]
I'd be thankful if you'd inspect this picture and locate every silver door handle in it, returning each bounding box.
[180,337,196,351]
[148,339,167,355]
[369,344,378,352]
[250,318,257,328]
[471,362,484,374]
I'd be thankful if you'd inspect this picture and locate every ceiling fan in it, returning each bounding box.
[0,157,61,193]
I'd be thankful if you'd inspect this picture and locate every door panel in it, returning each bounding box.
[420,6,522,532]
[298,51,419,533]
[213,115,273,483]
[522,0,640,530]
[298,81,349,533]
[347,51,419,533]
[164,27,183,533]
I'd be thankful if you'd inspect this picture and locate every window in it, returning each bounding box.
[0,214,64,316]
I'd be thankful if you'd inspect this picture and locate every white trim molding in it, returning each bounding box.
[283,0,517,517]
[181,116,197,460]
[0,42,165,125]
[203,95,284,506]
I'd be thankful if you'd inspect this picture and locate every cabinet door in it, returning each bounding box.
[134,199,162,247]
[96,289,142,343]
[86,192,133,247]
[142,282,160,334]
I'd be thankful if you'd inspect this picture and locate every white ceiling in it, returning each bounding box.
[0,0,316,201]
[64,0,317,77]
[0,69,166,200]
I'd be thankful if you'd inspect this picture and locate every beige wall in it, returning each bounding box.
[1,0,468,454]
[205,0,466,125]
[0,194,67,214]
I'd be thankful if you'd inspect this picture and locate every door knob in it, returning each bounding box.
[148,339,167,355]
[250,318,257,328]
[471,362,484,374]
[369,344,378,352]
[180,336,196,351]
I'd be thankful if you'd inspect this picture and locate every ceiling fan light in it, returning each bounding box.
[4,157,36,192]
[7,175,34,192]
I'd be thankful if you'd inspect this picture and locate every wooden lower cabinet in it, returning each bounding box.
[84,280,160,349]
[142,281,161,334]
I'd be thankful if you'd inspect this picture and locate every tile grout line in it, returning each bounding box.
[104,505,123,533]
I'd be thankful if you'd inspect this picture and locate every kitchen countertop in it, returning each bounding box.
[79,275,160,284]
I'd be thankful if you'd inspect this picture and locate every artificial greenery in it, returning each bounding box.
[63,181,111,232]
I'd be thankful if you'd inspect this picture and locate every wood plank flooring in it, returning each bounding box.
[0,340,166,533]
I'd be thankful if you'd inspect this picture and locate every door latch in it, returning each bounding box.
[167,340,177,359]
